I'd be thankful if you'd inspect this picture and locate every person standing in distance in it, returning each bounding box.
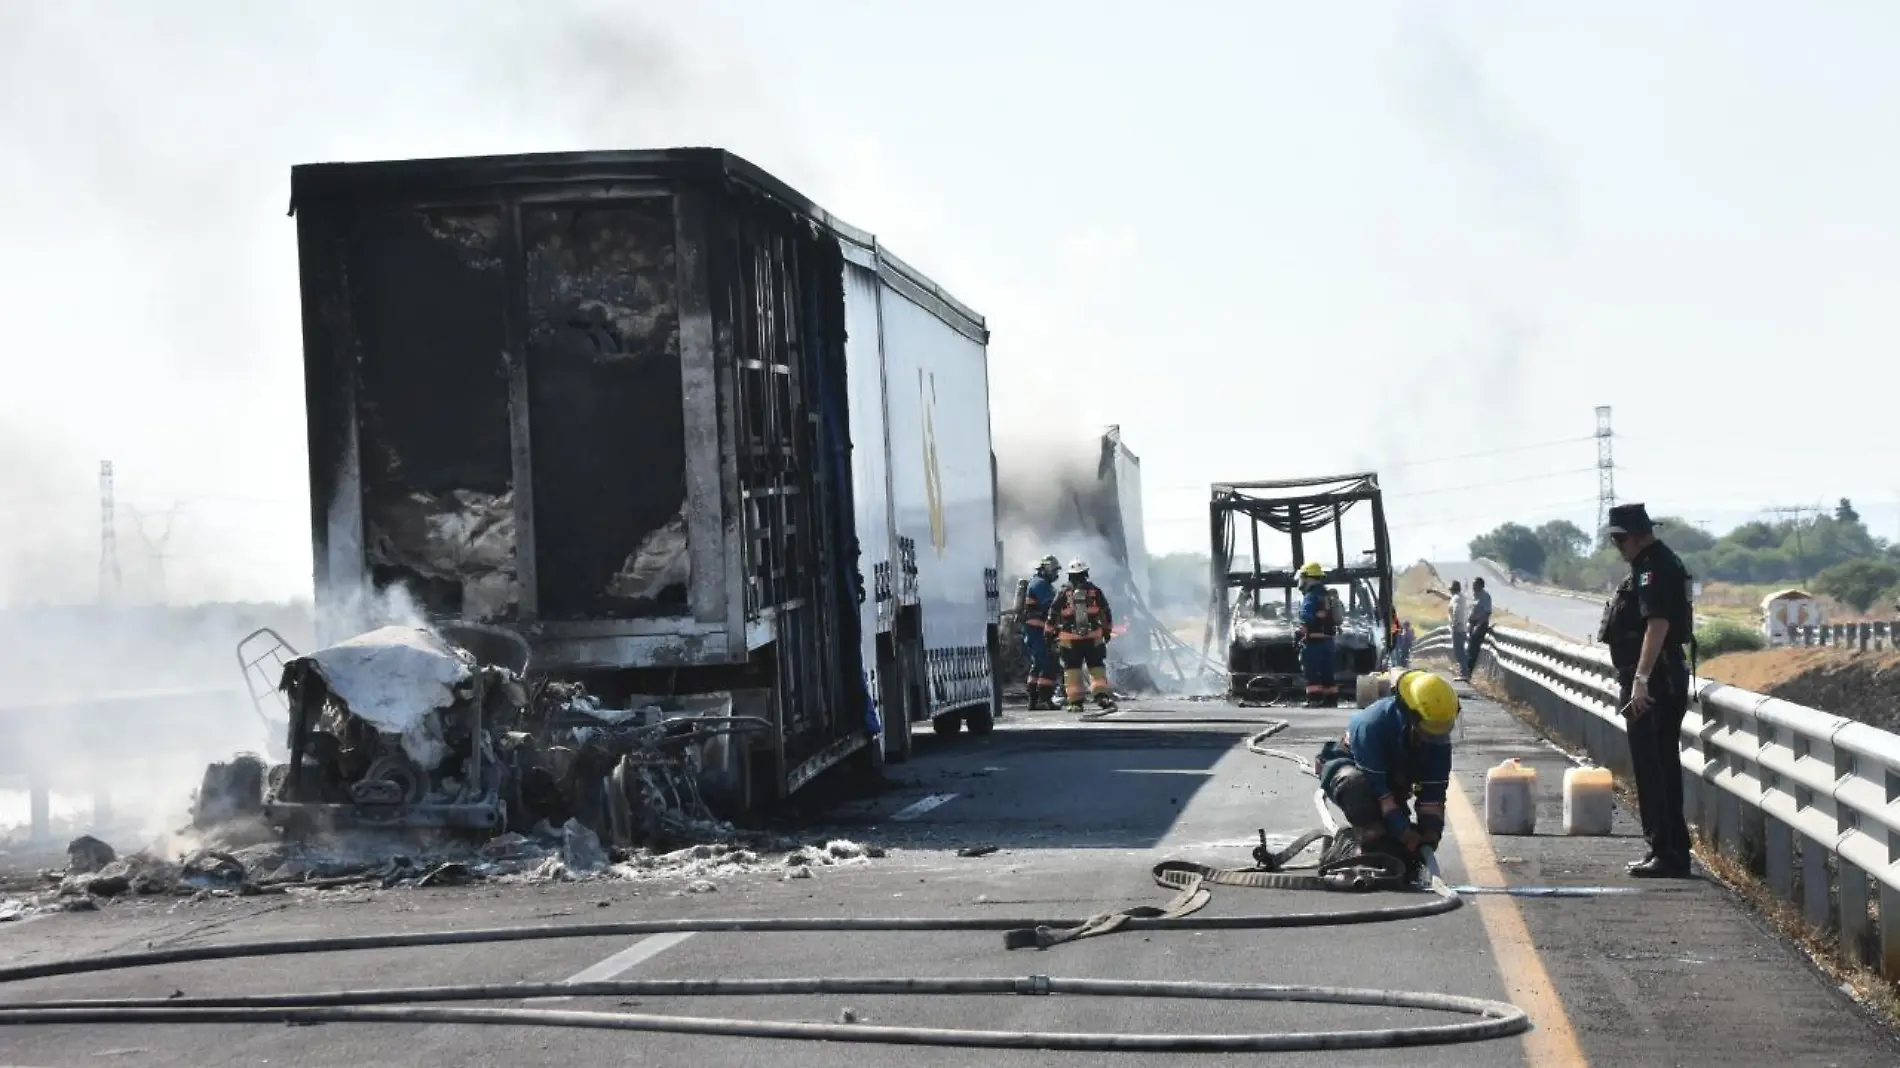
[1598,503,1696,879]
[1446,581,1467,670]
[1460,577,1492,682]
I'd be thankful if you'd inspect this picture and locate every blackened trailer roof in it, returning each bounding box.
[285,147,986,338]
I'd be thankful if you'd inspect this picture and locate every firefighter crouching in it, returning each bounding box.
[1313,670,1459,879]
[1296,561,1339,708]
[1020,555,1062,711]
[1048,558,1118,715]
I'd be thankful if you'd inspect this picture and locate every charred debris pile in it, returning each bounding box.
[2,623,887,917]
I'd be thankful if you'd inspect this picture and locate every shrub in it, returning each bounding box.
[1696,618,1766,658]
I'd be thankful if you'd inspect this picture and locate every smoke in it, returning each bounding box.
[1392,11,1571,251]
[0,1,800,840]
[1357,12,1572,556]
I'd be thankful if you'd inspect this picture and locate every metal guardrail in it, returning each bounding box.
[1777,621,1900,651]
[1413,623,1900,980]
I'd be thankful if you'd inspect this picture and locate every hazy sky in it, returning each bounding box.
[3,0,1896,604]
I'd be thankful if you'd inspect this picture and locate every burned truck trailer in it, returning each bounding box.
[289,149,1001,815]
[1203,474,1395,703]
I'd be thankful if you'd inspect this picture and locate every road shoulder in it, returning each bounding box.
[1450,687,1900,1067]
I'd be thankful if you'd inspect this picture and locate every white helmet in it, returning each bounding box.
[1066,558,1089,576]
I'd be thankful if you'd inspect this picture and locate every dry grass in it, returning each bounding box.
[1469,671,1900,1027]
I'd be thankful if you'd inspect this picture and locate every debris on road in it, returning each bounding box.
[66,835,116,874]
[956,844,999,858]
[205,624,772,855]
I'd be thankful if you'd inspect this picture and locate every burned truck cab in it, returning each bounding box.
[1204,475,1395,705]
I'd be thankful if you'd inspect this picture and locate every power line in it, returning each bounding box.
[1142,435,1596,494]
[1141,468,1602,528]
[1383,467,1600,500]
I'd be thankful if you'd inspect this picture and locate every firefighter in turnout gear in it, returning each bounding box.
[1296,561,1340,707]
[1048,558,1117,714]
[1021,555,1062,711]
[1314,669,1460,881]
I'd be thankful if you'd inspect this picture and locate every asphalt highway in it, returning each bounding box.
[0,682,1892,1067]
[1433,561,1608,642]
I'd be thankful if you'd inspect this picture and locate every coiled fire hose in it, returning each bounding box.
[0,723,1524,1052]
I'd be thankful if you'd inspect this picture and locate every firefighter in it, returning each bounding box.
[1296,561,1339,707]
[1313,669,1459,879]
[1048,558,1117,714]
[1021,555,1062,710]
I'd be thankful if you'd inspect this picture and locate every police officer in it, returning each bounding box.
[1021,555,1062,710]
[1597,503,1696,879]
[1296,562,1339,707]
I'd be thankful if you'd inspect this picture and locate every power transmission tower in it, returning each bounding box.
[98,461,122,605]
[1594,406,1615,542]
[128,503,184,604]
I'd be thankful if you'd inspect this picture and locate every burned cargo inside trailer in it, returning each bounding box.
[290,149,1000,813]
[1202,474,1395,704]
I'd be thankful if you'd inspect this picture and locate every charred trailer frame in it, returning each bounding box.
[1202,474,1395,703]
[290,149,999,816]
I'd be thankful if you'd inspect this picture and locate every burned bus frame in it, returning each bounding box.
[1204,473,1394,701]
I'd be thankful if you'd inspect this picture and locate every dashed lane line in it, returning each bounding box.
[890,793,958,821]
[526,932,698,1003]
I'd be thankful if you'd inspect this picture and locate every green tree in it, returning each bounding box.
[1534,519,1590,561]
[1837,498,1860,524]
[1469,522,1547,577]
[1814,559,1900,613]
[1656,516,1716,554]
[1727,521,1782,551]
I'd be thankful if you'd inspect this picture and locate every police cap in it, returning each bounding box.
[1605,503,1656,536]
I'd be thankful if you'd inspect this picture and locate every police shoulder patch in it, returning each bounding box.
[1638,571,1654,587]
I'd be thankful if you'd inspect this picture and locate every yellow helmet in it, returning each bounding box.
[1297,561,1325,580]
[1398,670,1459,735]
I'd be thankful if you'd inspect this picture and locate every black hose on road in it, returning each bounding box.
[0,715,1528,1052]
[0,976,1527,1053]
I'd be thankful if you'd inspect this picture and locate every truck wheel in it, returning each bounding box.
[964,704,995,736]
[932,712,963,737]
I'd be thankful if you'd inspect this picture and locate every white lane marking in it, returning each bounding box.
[526,932,696,1003]
[890,793,958,821]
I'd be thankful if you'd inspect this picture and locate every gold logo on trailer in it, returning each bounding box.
[921,370,946,556]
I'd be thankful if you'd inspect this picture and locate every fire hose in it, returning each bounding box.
[0,731,1527,1051]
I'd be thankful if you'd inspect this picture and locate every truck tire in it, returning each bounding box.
[932,712,963,737]
[964,702,995,736]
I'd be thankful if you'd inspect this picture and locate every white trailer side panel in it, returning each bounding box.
[878,276,997,717]
[1110,438,1152,610]
[842,260,895,721]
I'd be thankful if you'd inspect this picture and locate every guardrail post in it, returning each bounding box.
[1883,882,1900,980]
[1803,834,1834,931]
[1861,623,1872,652]
[1765,815,1796,903]
[1840,860,1872,967]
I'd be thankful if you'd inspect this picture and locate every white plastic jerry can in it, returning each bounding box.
[1484,758,1538,836]
[1562,765,1615,836]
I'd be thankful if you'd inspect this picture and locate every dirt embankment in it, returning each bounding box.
[1701,648,1900,732]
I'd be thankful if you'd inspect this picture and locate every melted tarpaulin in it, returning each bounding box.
[295,626,471,769]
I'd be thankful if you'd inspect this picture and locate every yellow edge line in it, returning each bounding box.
[1445,775,1590,1067]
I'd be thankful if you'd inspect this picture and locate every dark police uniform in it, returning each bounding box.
[1597,503,1695,873]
